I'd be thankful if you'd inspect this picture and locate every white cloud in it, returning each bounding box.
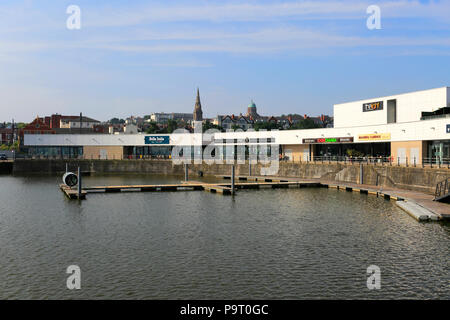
[83,0,450,27]
[1,25,450,56]
[0,0,449,56]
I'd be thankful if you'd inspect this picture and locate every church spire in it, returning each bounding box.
[193,87,203,121]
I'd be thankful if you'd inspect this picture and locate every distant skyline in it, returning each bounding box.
[1,0,450,122]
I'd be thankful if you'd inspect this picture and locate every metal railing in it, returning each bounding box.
[13,154,450,168]
[17,154,172,160]
[434,178,449,200]
[282,155,450,168]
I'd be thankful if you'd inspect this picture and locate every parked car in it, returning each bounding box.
[0,154,7,160]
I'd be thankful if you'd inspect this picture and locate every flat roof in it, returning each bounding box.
[334,86,449,106]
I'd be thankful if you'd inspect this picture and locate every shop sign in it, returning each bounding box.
[302,137,354,144]
[358,133,391,141]
[363,101,383,112]
[145,136,170,145]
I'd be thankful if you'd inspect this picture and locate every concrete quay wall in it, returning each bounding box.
[12,159,450,194]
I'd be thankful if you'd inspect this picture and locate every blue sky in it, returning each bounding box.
[0,0,449,122]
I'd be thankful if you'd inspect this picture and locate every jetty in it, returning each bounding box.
[59,174,449,222]
[217,175,449,222]
[78,180,315,195]
[60,184,87,200]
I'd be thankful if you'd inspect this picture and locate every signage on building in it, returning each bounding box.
[358,133,391,141]
[145,136,170,145]
[362,101,383,112]
[447,124,450,133]
[302,137,354,144]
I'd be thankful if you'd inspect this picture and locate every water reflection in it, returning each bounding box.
[0,174,448,299]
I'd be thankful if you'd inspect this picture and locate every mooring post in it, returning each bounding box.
[65,163,68,173]
[249,162,252,176]
[77,166,82,199]
[359,162,363,185]
[185,163,188,181]
[231,164,235,195]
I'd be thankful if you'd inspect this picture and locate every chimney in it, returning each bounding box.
[80,112,83,134]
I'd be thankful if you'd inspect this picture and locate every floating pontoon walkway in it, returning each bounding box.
[75,180,317,197]
[60,175,448,222]
[218,175,448,222]
[60,184,87,200]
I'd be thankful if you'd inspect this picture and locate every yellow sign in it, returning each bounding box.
[358,133,391,141]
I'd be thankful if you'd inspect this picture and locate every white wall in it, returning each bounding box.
[24,132,204,146]
[447,87,450,107]
[25,117,450,147]
[334,87,448,128]
[60,121,98,129]
[214,117,450,145]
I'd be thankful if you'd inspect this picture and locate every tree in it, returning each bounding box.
[253,122,281,131]
[288,118,321,130]
[109,118,125,125]
[202,121,223,132]
[145,122,160,134]
[231,124,242,131]
[346,149,363,157]
[0,141,19,151]
[166,119,178,133]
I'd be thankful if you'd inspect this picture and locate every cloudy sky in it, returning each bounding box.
[0,0,449,122]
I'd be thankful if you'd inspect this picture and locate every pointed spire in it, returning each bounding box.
[193,87,203,121]
[195,87,201,107]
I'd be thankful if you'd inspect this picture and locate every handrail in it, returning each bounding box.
[12,154,450,167]
[434,178,449,200]
[281,156,450,168]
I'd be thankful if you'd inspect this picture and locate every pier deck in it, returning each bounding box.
[81,180,309,196]
[60,174,449,222]
[60,184,87,200]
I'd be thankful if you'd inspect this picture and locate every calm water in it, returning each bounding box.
[0,174,449,299]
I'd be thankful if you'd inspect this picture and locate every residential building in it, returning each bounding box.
[23,87,450,164]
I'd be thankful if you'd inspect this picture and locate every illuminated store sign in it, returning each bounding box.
[358,133,391,141]
[363,101,383,112]
[145,136,170,145]
[302,137,354,144]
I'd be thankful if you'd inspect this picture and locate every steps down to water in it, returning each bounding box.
[434,178,450,203]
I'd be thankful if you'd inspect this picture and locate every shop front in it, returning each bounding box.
[427,140,450,164]
[26,146,83,158]
[313,142,390,159]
